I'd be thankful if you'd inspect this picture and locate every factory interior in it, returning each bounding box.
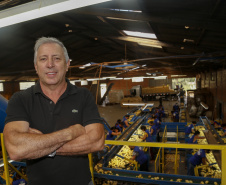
[0,0,226,185]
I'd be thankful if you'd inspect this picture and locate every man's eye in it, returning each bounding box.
[40,58,46,61]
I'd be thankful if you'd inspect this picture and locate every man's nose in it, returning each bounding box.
[47,59,54,68]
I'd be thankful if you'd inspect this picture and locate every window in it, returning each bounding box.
[19,82,35,90]
[0,83,3,92]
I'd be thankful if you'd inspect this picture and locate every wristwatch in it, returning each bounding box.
[48,150,56,158]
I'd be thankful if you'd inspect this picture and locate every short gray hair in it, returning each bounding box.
[34,37,69,64]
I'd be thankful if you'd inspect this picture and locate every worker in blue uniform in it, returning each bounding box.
[106,127,121,140]
[173,111,179,122]
[153,115,161,142]
[115,119,122,127]
[188,131,201,144]
[185,121,197,137]
[130,146,148,171]
[187,149,210,176]
[140,126,152,142]
[221,124,226,137]
[185,131,203,167]
[115,122,123,132]
[149,121,157,159]
[122,115,130,129]
[158,105,165,119]
[12,174,27,185]
[173,102,180,112]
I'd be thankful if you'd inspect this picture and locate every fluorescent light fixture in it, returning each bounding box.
[132,77,143,82]
[123,30,157,39]
[171,75,187,77]
[124,78,132,80]
[110,9,142,13]
[142,64,146,67]
[152,76,167,80]
[0,0,111,28]
[79,63,92,69]
[122,103,145,106]
[110,78,123,80]
[87,78,106,81]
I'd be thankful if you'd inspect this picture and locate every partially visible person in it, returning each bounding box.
[149,121,157,138]
[12,174,27,185]
[140,126,152,142]
[221,124,226,137]
[173,102,180,112]
[130,146,148,171]
[187,131,202,144]
[115,119,122,127]
[122,115,130,129]
[172,111,179,122]
[106,127,121,140]
[115,121,123,132]
[187,149,210,176]
[153,114,161,141]
[153,115,161,131]
[185,121,197,136]
[3,37,105,185]
[213,120,221,128]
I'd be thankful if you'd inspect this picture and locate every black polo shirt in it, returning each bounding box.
[5,79,103,185]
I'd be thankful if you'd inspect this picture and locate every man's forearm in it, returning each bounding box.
[4,123,85,160]
[57,123,105,155]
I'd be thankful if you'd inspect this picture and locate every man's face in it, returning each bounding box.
[35,43,70,87]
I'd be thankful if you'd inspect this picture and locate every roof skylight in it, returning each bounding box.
[123,30,157,39]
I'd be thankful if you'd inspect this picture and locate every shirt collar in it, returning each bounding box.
[34,78,78,95]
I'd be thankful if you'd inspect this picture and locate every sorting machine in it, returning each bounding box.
[95,107,223,184]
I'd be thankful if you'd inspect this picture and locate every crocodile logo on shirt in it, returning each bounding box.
[72,109,78,113]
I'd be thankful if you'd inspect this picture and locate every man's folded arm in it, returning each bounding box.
[57,123,105,155]
[3,121,85,160]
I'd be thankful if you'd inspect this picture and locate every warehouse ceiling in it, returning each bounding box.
[0,0,226,81]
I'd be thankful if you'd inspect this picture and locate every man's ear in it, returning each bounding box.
[66,60,70,71]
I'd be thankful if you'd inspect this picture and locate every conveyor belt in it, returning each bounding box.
[200,117,223,169]
[115,112,149,141]
[95,167,221,185]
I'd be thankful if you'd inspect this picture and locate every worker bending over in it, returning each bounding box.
[106,127,121,140]
[187,149,210,176]
[130,146,148,171]
[185,121,197,137]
